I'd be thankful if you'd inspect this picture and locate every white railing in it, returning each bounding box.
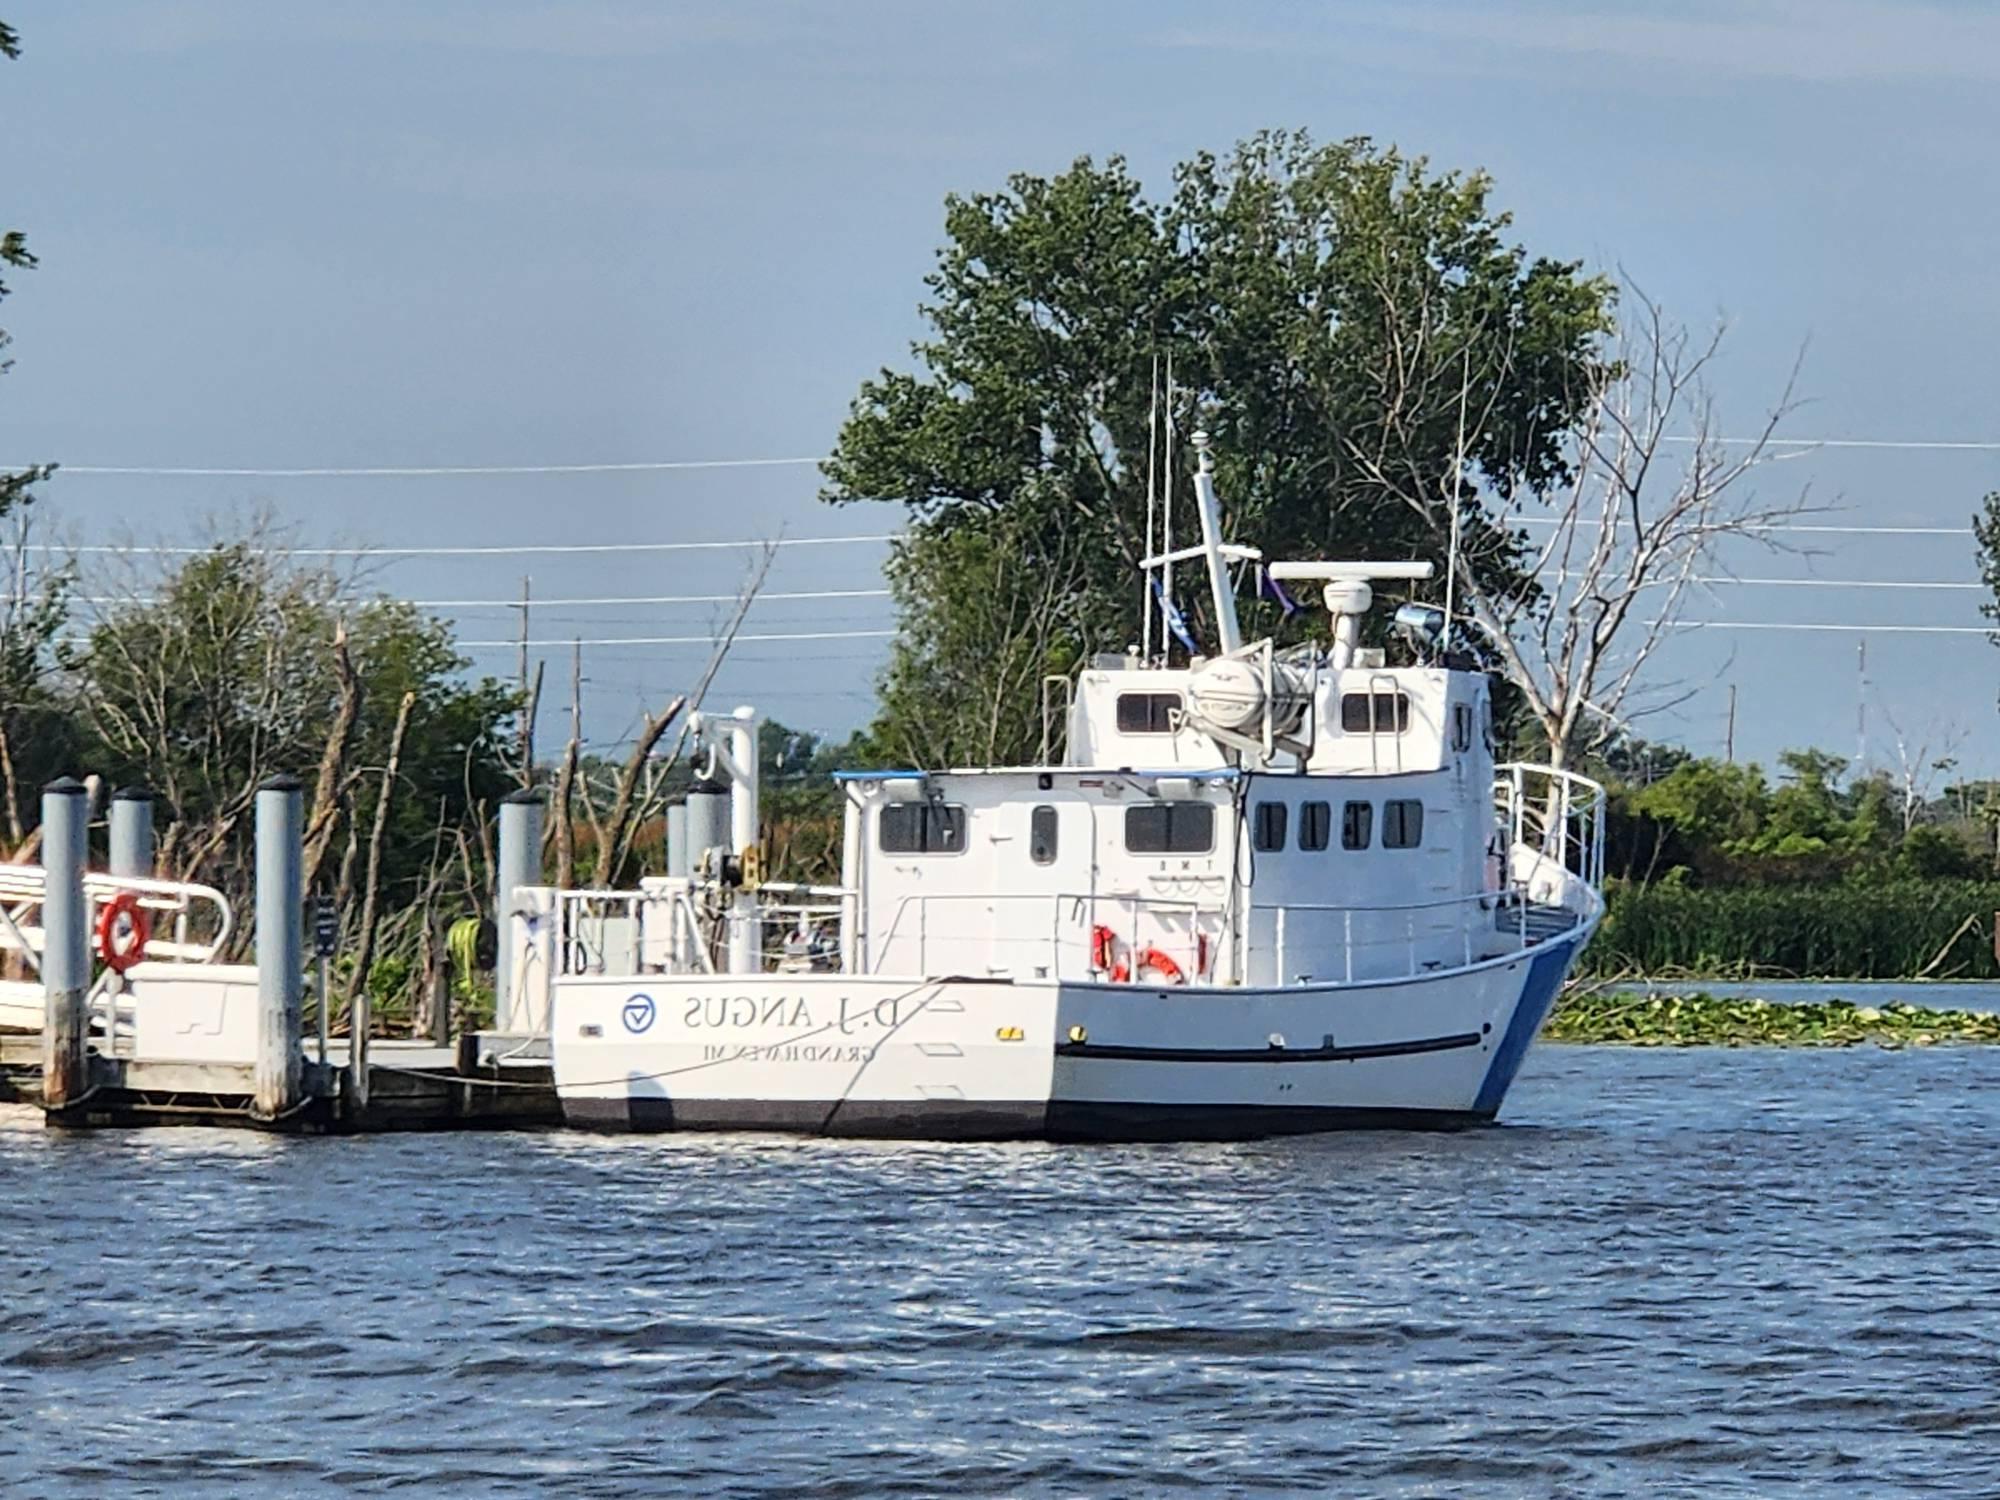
[1494,762,1607,904]
[0,867,235,972]
[860,883,1585,987]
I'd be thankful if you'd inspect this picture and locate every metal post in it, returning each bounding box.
[108,785,154,878]
[41,778,90,1113]
[254,775,305,1121]
[685,778,728,874]
[495,788,544,1033]
[665,802,690,880]
[726,708,760,975]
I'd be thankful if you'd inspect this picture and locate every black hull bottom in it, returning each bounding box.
[562,1096,1492,1141]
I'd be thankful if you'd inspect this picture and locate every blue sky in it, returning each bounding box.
[6,1,2000,775]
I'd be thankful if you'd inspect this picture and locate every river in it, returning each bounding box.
[3,1043,1996,1496]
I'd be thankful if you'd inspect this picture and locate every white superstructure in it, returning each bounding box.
[539,435,1604,1138]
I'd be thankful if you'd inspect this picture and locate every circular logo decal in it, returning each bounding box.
[621,993,657,1034]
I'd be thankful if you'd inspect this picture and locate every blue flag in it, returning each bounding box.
[1259,565,1300,618]
[1150,577,1199,654]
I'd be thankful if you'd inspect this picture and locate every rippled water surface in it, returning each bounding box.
[4,1045,1999,1497]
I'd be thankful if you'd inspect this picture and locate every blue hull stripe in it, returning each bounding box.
[1473,939,1576,1116]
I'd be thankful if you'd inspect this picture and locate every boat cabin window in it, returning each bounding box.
[1341,800,1373,850]
[1383,799,1424,849]
[1452,704,1473,752]
[1030,805,1059,866]
[1125,801,1215,855]
[879,801,969,855]
[1252,801,1287,852]
[1116,692,1183,734]
[1299,800,1331,851]
[1340,692,1409,734]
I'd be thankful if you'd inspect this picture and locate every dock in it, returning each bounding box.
[0,1031,560,1131]
[4,776,570,1136]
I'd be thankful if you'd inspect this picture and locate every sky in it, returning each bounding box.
[6,0,2000,779]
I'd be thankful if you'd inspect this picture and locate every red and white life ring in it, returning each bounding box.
[96,891,151,974]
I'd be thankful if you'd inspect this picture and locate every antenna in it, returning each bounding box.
[1143,355,1158,660]
[1162,352,1176,661]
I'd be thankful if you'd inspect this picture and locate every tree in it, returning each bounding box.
[1361,286,1813,769]
[824,132,1612,766]
[64,534,517,959]
[1,21,49,531]
[0,18,62,842]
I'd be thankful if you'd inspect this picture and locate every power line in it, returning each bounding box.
[15,456,826,477]
[459,628,896,648]
[16,436,2000,476]
[1700,621,1991,636]
[37,534,895,559]
[414,587,891,609]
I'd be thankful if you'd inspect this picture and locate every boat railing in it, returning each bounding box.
[1493,762,1607,900]
[863,883,1582,986]
[551,882,852,979]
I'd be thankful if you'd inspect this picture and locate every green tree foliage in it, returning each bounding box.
[68,542,516,912]
[824,131,1612,767]
[1610,748,1991,888]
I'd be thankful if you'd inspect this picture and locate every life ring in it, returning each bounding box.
[1091,924,1120,974]
[1134,947,1185,985]
[96,891,151,974]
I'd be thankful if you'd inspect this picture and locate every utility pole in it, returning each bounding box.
[570,637,583,747]
[1855,637,1868,772]
[1725,683,1737,764]
[515,575,533,787]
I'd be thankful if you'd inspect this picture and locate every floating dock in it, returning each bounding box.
[4,776,566,1135]
[1,1033,557,1131]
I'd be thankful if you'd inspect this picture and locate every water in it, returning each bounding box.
[1612,979,2000,1013]
[4,1045,1998,1498]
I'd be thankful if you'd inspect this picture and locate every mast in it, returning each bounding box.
[1188,431,1244,656]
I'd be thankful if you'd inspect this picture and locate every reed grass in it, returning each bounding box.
[1583,881,2000,981]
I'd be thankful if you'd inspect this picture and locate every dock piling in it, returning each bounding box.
[254,775,305,1121]
[108,786,155,877]
[494,788,544,1034]
[41,778,91,1112]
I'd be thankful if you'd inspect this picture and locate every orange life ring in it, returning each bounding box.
[1091,924,1120,975]
[97,891,151,974]
[1135,947,1185,985]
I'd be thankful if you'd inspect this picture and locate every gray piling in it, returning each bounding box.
[254,775,305,1121]
[108,786,155,878]
[495,788,544,1033]
[41,778,91,1112]
[665,801,690,880]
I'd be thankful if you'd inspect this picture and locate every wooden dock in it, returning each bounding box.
[0,1032,561,1132]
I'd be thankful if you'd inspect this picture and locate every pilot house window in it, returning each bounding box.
[1342,800,1373,850]
[1340,692,1410,734]
[1125,801,1215,855]
[879,802,968,855]
[1383,799,1425,849]
[1116,692,1183,734]
[1299,800,1331,851]
[1252,801,1287,852]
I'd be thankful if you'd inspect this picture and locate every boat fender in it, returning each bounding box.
[96,890,151,974]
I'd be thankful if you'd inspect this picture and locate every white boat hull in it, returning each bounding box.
[550,931,1587,1139]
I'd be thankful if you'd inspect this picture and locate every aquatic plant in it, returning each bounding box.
[1546,991,2000,1047]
